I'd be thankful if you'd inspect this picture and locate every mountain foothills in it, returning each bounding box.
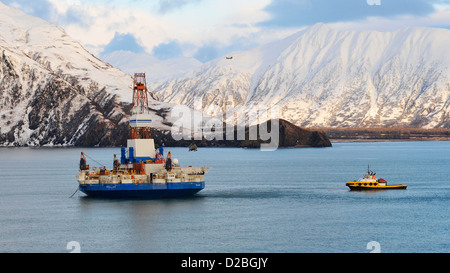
[0,3,329,147]
[153,23,450,129]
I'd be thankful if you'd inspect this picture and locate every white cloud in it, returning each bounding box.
[39,0,272,59]
[330,5,450,31]
[4,0,450,61]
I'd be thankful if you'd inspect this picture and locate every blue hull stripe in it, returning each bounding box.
[79,182,205,199]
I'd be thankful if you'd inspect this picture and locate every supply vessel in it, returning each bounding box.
[346,165,407,191]
[77,73,210,198]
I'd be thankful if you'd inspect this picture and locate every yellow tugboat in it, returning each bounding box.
[346,165,407,191]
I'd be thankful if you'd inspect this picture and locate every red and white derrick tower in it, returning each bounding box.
[130,73,151,139]
[126,73,156,163]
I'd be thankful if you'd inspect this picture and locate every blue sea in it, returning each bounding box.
[0,141,449,253]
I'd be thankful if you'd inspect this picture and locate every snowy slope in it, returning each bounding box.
[0,2,133,102]
[0,2,184,146]
[153,23,450,128]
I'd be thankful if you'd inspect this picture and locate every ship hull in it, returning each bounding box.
[79,182,205,199]
[346,184,407,191]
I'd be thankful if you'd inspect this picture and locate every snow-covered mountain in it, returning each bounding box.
[0,3,332,148]
[101,50,202,82]
[2,2,447,147]
[153,23,450,129]
[0,2,185,146]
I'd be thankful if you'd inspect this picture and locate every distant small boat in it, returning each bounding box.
[346,166,407,191]
[189,143,197,151]
[226,56,233,59]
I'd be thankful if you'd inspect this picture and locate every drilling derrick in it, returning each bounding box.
[130,73,151,139]
[124,73,156,164]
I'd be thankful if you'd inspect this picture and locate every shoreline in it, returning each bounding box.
[311,127,450,143]
[2,127,450,148]
[330,138,450,143]
[1,138,449,149]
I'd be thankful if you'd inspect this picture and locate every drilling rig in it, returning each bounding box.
[77,72,211,198]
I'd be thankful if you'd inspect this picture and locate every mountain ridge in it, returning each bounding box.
[0,3,330,148]
[153,23,450,129]
[0,2,138,146]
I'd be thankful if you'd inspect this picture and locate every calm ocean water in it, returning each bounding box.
[0,141,449,253]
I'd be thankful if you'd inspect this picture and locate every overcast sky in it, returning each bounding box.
[2,0,450,62]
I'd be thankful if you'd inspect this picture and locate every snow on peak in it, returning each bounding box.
[0,3,133,103]
[153,23,450,128]
[0,3,211,146]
